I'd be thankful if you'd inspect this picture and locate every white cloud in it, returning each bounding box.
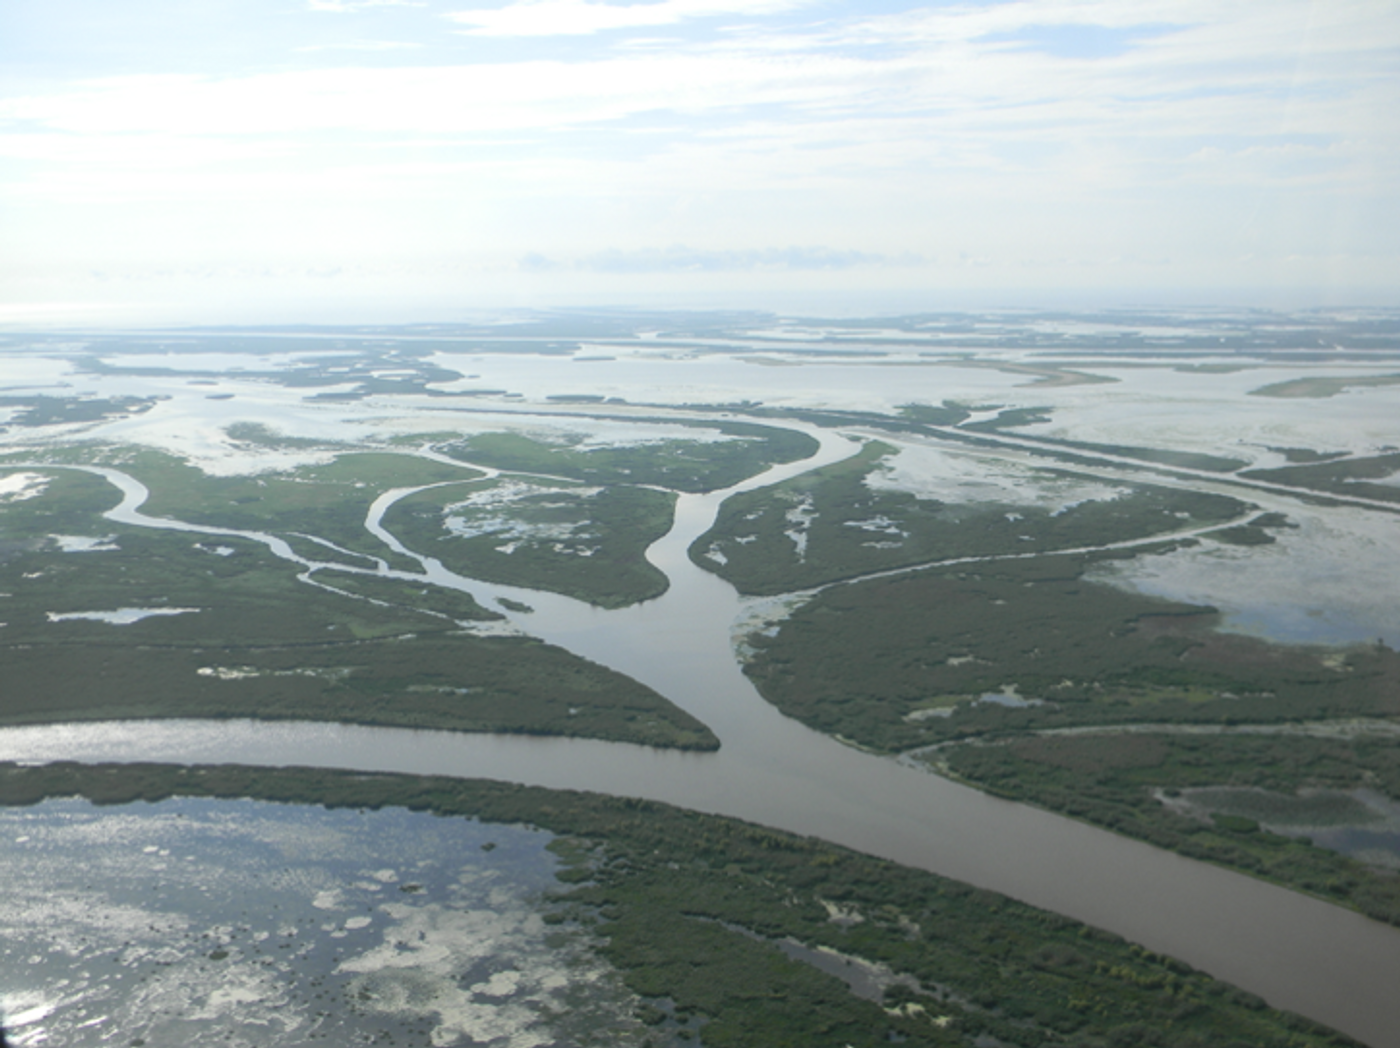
[307,0,425,11]
[3,0,1394,157]
[446,0,803,37]
[294,40,424,52]
[0,53,894,137]
[1,0,1397,312]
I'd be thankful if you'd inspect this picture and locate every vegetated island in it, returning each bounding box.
[936,730,1400,928]
[689,438,1252,595]
[0,462,717,751]
[383,476,677,609]
[1248,374,1400,399]
[375,424,818,606]
[0,760,1362,1048]
[740,551,1400,922]
[1240,451,1400,506]
[427,421,819,494]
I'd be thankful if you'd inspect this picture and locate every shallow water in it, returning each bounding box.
[1170,786,1400,872]
[1086,502,1400,646]
[0,798,640,1048]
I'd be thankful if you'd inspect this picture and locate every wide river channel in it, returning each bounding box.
[3,428,1399,1048]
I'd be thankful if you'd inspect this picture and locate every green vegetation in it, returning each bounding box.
[717,401,970,436]
[955,361,1117,389]
[0,394,160,427]
[692,441,1249,595]
[0,468,716,750]
[77,343,469,399]
[961,406,1057,430]
[1249,374,1400,398]
[741,554,1400,752]
[1011,436,1250,473]
[0,463,125,538]
[1203,524,1276,546]
[1265,447,1348,465]
[308,568,501,622]
[127,448,487,570]
[0,762,1358,1048]
[434,422,818,493]
[222,421,329,448]
[1241,452,1400,505]
[938,732,1400,925]
[383,477,676,607]
[899,402,974,426]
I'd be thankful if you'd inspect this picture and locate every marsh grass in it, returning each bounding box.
[1241,452,1400,504]
[691,443,1249,595]
[0,761,1360,1048]
[437,423,817,494]
[742,554,1400,752]
[0,468,715,749]
[127,449,486,571]
[384,478,676,608]
[941,732,1400,925]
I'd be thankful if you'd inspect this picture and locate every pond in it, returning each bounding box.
[0,797,642,1048]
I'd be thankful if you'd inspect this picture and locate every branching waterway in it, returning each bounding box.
[4,427,1400,1048]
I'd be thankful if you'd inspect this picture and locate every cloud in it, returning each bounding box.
[308,0,425,11]
[0,51,895,137]
[446,0,803,37]
[293,40,425,52]
[5,1,1395,152]
[976,23,1182,60]
[524,246,911,273]
[3,0,1398,308]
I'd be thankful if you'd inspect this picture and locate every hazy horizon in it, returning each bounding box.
[4,0,1398,326]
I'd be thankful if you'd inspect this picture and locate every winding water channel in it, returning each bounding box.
[4,429,1400,1047]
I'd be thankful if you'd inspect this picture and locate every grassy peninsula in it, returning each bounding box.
[383,477,676,608]
[0,466,717,750]
[433,422,818,493]
[690,441,1250,595]
[937,732,1400,927]
[741,554,1400,753]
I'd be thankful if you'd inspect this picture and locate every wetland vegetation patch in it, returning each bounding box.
[938,732,1400,925]
[0,467,715,750]
[435,422,818,493]
[1240,451,1400,504]
[690,443,1248,595]
[127,448,486,571]
[0,394,162,428]
[741,554,1400,752]
[1248,374,1400,399]
[0,762,1361,1048]
[383,477,676,608]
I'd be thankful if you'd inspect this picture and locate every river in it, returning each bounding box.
[3,428,1399,1047]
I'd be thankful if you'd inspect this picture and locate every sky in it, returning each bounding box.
[2,0,1398,325]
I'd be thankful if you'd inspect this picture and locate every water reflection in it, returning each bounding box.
[0,798,641,1048]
